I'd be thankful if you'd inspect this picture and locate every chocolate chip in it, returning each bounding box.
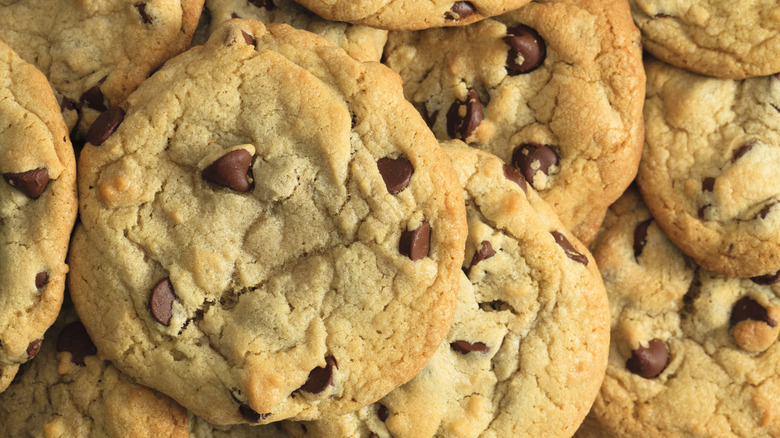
[79,78,107,112]
[697,204,710,220]
[511,143,558,189]
[249,0,274,8]
[148,278,176,326]
[758,200,779,219]
[733,141,757,162]
[551,231,588,266]
[369,434,379,438]
[752,270,780,285]
[56,321,97,366]
[239,404,269,423]
[466,240,496,275]
[626,339,668,379]
[731,296,777,328]
[502,164,527,193]
[60,96,75,111]
[377,155,414,194]
[86,107,125,146]
[446,89,483,141]
[3,168,49,199]
[230,12,240,19]
[421,105,439,128]
[504,25,546,75]
[26,339,42,359]
[377,404,389,422]
[450,340,490,354]
[202,149,254,192]
[399,222,431,261]
[702,177,715,192]
[35,271,49,289]
[444,1,476,20]
[241,31,256,46]
[300,356,337,393]
[633,219,652,259]
[135,3,153,23]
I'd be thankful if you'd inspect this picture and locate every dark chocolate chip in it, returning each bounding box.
[551,231,588,266]
[625,339,668,379]
[758,200,779,219]
[300,356,337,393]
[241,31,256,46]
[445,1,476,20]
[731,296,777,328]
[230,12,240,19]
[697,204,710,220]
[56,321,97,366]
[752,270,780,285]
[86,107,125,146]
[60,96,75,111]
[446,89,483,140]
[3,168,49,199]
[79,78,107,112]
[239,404,267,423]
[377,155,414,194]
[511,143,558,188]
[35,271,49,289]
[202,149,254,192]
[135,3,153,23]
[399,222,431,261]
[249,0,275,8]
[26,339,42,359]
[421,105,439,128]
[450,340,490,354]
[733,141,757,162]
[377,404,389,422]
[466,240,496,275]
[702,177,715,192]
[502,164,527,193]
[633,219,652,259]
[148,278,176,326]
[504,25,546,75]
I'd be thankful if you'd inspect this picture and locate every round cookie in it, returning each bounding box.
[629,0,780,79]
[286,142,610,438]
[582,187,780,437]
[69,19,467,426]
[383,0,645,245]
[0,304,189,438]
[638,58,780,278]
[0,40,77,392]
[204,0,387,62]
[289,0,532,31]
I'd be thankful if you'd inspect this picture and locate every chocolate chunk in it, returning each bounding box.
[148,278,176,326]
[502,164,527,193]
[733,141,757,162]
[86,107,125,146]
[202,149,254,192]
[702,177,715,192]
[511,143,558,188]
[35,271,49,289]
[377,404,389,422]
[249,0,274,9]
[56,321,97,366]
[241,31,256,46]
[466,240,496,275]
[450,340,490,354]
[752,270,780,285]
[633,219,652,259]
[26,339,42,359]
[731,296,777,328]
[377,155,414,194]
[399,222,431,261]
[300,356,337,393]
[79,78,107,112]
[445,1,476,20]
[758,200,778,219]
[626,339,668,379]
[136,3,153,23]
[504,25,546,75]
[446,89,483,140]
[3,168,49,199]
[551,231,588,266]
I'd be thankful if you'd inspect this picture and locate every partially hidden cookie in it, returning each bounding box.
[190,415,289,438]
[69,19,467,425]
[205,0,387,62]
[0,303,189,437]
[289,0,532,31]
[580,187,780,437]
[629,0,780,79]
[638,58,780,278]
[383,0,645,245]
[0,40,77,392]
[286,142,610,438]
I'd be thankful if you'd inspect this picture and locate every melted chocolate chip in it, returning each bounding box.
[79,78,107,112]
[377,404,389,422]
[502,164,527,193]
[202,149,254,192]
[86,107,125,146]
[445,1,476,20]
[733,141,757,162]
[504,25,546,75]
[377,156,414,194]
[752,270,780,285]
[26,339,42,359]
[57,321,97,366]
[466,240,496,275]
[758,200,779,219]
[551,231,588,266]
[241,31,256,46]
[731,296,777,328]
[249,0,274,9]
[450,340,490,354]
[136,3,153,23]
[3,168,49,199]
[633,219,652,259]
[446,89,483,141]
[148,278,176,326]
[300,356,337,393]
[35,271,49,289]
[399,222,431,262]
[511,143,558,188]
[702,177,715,192]
[626,339,668,379]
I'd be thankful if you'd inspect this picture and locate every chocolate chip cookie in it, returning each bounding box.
[581,187,780,437]
[69,19,467,425]
[638,58,780,278]
[383,0,646,244]
[286,142,610,438]
[190,416,290,438]
[629,0,780,79]
[0,40,77,393]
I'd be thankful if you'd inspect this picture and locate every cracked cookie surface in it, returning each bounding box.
[638,58,780,278]
[579,188,780,438]
[286,142,609,438]
[383,0,645,245]
[0,40,77,393]
[69,19,467,426]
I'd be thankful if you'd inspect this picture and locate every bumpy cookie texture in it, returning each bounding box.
[638,58,780,278]
[190,415,290,438]
[205,0,387,62]
[0,0,203,133]
[0,40,77,392]
[384,0,645,245]
[287,142,610,438]
[0,304,189,437]
[629,0,780,79]
[582,187,780,437]
[69,19,467,425]
[290,0,532,31]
